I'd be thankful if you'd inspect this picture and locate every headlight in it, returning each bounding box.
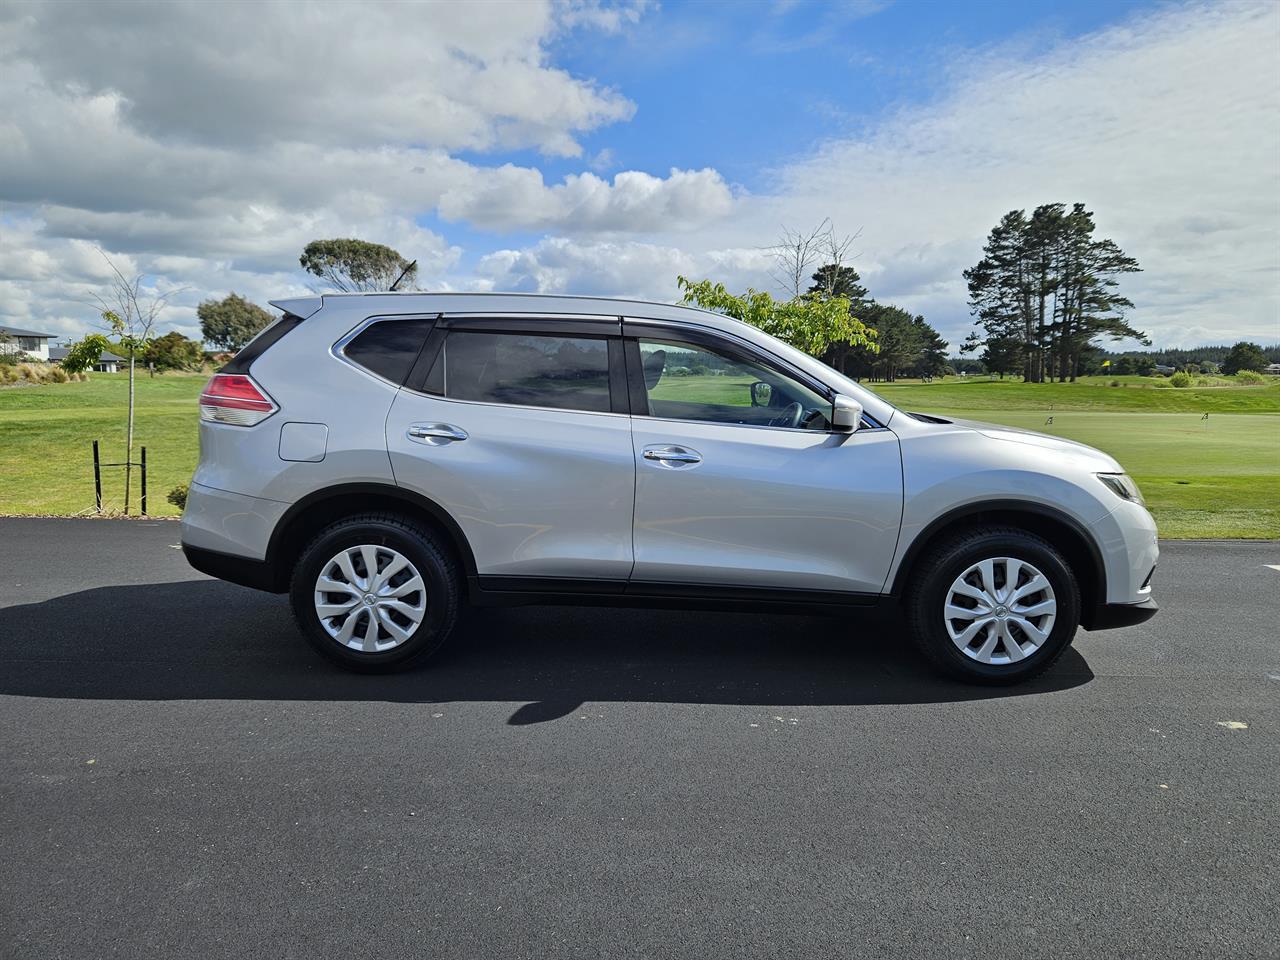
[1097,472,1145,505]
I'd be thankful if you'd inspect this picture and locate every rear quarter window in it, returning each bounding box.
[343,318,436,385]
[220,313,305,374]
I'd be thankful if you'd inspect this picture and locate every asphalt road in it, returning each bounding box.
[0,518,1276,960]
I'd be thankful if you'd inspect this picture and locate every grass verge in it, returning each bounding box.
[2,371,1277,536]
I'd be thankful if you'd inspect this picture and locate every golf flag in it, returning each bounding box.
[1102,360,1111,368]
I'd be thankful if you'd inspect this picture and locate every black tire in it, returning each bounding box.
[289,513,461,672]
[904,526,1081,684]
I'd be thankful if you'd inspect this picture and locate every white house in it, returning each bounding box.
[48,345,122,373]
[0,325,54,361]
[1265,362,1280,375]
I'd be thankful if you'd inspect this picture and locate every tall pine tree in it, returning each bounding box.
[964,204,1146,381]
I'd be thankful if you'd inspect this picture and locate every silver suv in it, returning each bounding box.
[181,293,1158,682]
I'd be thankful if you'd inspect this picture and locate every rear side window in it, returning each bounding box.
[344,318,435,385]
[220,313,305,374]
[431,331,611,413]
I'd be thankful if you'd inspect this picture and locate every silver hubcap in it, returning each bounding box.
[314,545,426,653]
[944,557,1057,665]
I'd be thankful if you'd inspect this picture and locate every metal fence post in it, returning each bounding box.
[92,440,102,514]
[140,446,148,516]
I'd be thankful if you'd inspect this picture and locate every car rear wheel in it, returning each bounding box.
[289,514,460,672]
[905,527,1080,683]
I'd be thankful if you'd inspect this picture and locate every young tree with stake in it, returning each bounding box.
[62,252,174,514]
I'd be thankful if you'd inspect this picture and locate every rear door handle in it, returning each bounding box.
[642,444,702,466]
[407,423,468,444]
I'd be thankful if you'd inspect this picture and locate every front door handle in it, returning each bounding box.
[642,444,702,466]
[407,423,468,444]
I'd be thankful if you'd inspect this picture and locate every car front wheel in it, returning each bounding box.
[905,527,1081,683]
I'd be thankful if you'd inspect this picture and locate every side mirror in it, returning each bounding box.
[832,395,862,432]
[750,381,772,407]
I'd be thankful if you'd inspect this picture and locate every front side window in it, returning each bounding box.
[432,331,612,413]
[636,338,832,430]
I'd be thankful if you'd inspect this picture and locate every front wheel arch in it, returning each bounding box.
[904,526,1082,683]
[890,502,1104,617]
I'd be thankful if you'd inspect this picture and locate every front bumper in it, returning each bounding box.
[1084,596,1158,631]
[1090,498,1159,604]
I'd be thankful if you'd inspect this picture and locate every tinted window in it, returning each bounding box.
[636,338,831,429]
[435,332,611,413]
[220,313,304,374]
[344,318,435,384]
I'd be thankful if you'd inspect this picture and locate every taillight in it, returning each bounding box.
[199,373,277,426]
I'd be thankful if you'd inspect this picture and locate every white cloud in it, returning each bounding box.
[0,0,738,340]
[474,237,771,299]
[0,0,1276,352]
[475,2,1280,348]
[1,1,632,157]
[745,0,1280,347]
[556,0,653,35]
[439,167,734,233]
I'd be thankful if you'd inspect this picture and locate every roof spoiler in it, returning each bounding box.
[268,296,324,319]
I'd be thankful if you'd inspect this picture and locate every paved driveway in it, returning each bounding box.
[1,519,1276,959]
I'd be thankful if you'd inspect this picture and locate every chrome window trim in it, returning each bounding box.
[398,388,883,432]
[628,413,888,437]
[395,389,631,421]
[439,311,622,323]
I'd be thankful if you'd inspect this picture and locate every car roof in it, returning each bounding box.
[268,291,898,424]
[272,291,725,324]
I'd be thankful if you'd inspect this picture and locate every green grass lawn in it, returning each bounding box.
[0,373,205,517]
[874,373,1280,413]
[872,376,1280,538]
[2,370,1278,537]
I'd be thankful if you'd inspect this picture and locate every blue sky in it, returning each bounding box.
[2,0,1276,350]
[546,0,1165,191]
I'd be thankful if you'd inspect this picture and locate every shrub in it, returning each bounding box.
[1169,371,1193,388]
[167,484,189,510]
[1222,341,1266,376]
[1235,369,1266,385]
[144,331,204,372]
[77,371,89,382]
[1,366,18,383]
[17,363,46,383]
[47,366,70,383]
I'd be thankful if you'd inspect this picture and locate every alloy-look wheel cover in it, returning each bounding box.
[943,556,1057,665]
[313,545,427,653]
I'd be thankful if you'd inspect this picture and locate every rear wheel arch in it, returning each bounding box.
[266,483,477,592]
[891,501,1105,616]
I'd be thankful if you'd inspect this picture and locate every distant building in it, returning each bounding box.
[1265,363,1280,375]
[48,346,121,373]
[0,325,55,362]
[1154,364,1177,375]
